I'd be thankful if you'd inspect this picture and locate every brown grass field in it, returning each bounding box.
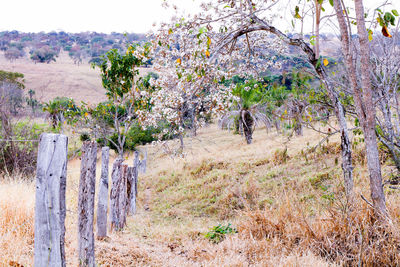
[0,52,400,266]
[0,51,151,104]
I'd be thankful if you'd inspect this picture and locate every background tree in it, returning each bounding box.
[370,30,400,172]
[0,70,25,115]
[30,46,58,63]
[4,47,25,62]
[219,79,271,144]
[43,97,77,130]
[66,43,152,158]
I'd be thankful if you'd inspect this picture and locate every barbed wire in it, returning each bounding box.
[0,139,39,142]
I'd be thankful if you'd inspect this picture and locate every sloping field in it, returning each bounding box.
[0,51,152,104]
[1,124,400,266]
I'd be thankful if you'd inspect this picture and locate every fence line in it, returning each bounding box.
[29,133,146,265]
[0,139,39,142]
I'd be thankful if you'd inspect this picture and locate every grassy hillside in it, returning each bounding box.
[0,51,151,104]
[1,124,400,266]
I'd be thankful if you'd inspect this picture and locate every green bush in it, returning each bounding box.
[102,123,158,152]
[205,223,237,244]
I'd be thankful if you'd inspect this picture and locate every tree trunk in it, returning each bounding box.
[376,95,400,171]
[241,110,254,144]
[178,133,184,151]
[294,117,303,136]
[77,141,97,267]
[332,0,388,219]
[96,147,109,239]
[34,133,68,267]
[340,122,354,205]
[274,120,281,134]
[314,0,321,59]
[354,0,388,218]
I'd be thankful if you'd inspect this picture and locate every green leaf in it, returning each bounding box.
[310,35,316,46]
[294,6,301,19]
[392,9,399,16]
[316,58,321,69]
[329,0,333,7]
[199,27,207,34]
[368,29,373,42]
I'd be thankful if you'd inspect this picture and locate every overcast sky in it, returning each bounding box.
[0,0,398,34]
[0,0,196,33]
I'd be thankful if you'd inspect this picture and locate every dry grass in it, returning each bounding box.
[1,123,400,266]
[0,51,152,104]
[0,176,35,266]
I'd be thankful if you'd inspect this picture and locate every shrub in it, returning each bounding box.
[80,132,90,142]
[272,148,290,165]
[0,120,49,176]
[101,123,158,153]
[205,223,237,244]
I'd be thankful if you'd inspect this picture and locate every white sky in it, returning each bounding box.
[0,0,197,33]
[0,0,398,34]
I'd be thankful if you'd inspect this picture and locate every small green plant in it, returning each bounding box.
[309,172,331,189]
[205,223,237,243]
[80,132,91,142]
[272,148,290,165]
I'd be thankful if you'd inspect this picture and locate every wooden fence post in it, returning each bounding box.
[133,150,139,191]
[126,166,136,215]
[132,151,140,214]
[77,141,97,267]
[34,133,68,267]
[138,149,147,174]
[96,147,109,239]
[133,150,140,175]
[109,158,127,231]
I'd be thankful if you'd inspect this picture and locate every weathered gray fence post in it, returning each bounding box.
[96,147,109,239]
[138,149,147,174]
[126,166,136,215]
[34,133,68,267]
[77,141,97,267]
[133,151,140,213]
[109,158,127,231]
[133,150,139,191]
[133,150,140,175]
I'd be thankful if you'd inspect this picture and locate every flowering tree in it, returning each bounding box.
[154,0,400,219]
[151,0,355,204]
[137,22,233,152]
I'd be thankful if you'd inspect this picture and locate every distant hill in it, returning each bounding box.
[0,31,148,64]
